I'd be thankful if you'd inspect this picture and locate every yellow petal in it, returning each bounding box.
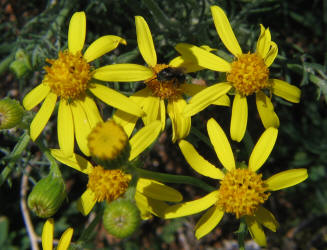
[42,218,54,250]
[57,228,73,250]
[183,82,232,117]
[92,64,154,82]
[169,55,205,73]
[83,35,126,62]
[245,216,267,247]
[264,41,278,67]
[159,99,166,130]
[195,205,224,239]
[135,191,169,219]
[113,110,138,138]
[135,16,157,67]
[249,127,278,172]
[79,94,103,128]
[137,178,182,202]
[141,94,160,125]
[23,83,50,110]
[210,6,242,57]
[175,43,231,72]
[164,191,219,219]
[68,12,86,54]
[207,118,235,171]
[77,188,97,216]
[256,91,280,129]
[167,98,191,142]
[129,121,162,160]
[58,100,74,156]
[256,24,271,59]
[212,94,230,107]
[254,206,279,232]
[178,140,224,179]
[30,92,57,141]
[70,100,91,156]
[230,94,248,142]
[51,149,93,174]
[265,169,308,191]
[180,83,206,97]
[89,83,144,117]
[271,79,301,103]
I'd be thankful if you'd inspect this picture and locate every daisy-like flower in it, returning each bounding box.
[51,120,182,216]
[23,12,153,156]
[42,218,73,250]
[164,118,308,246]
[109,16,229,141]
[176,6,301,142]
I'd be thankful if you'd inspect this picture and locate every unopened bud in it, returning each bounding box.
[0,98,24,130]
[9,49,32,78]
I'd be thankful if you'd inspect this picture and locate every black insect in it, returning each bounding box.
[157,67,185,86]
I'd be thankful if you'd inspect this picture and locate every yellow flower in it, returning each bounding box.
[23,12,153,156]
[175,6,301,142]
[42,218,73,250]
[51,121,182,216]
[110,16,230,142]
[164,118,308,246]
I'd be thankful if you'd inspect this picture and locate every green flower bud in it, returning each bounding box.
[28,174,66,218]
[103,199,140,238]
[0,98,24,130]
[9,49,32,78]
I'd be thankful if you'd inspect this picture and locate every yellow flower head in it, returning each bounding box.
[176,5,301,142]
[23,12,146,157]
[164,118,308,247]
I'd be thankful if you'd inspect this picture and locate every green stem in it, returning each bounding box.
[0,131,30,186]
[242,129,254,158]
[237,219,247,250]
[135,168,215,193]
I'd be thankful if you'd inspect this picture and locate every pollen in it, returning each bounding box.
[145,64,183,100]
[227,53,270,96]
[217,168,270,219]
[42,51,92,99]
[87,166,131,202]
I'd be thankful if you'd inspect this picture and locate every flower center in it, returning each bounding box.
[217,168,270,218]
[145,64,183,100]
[227,53,270,96]
[43,51,92,99]
[87,166,131,202]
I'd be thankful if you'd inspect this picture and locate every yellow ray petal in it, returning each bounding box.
[68,12,86,54]
[210,6,242,57]
[195,205,224,239]
[212,94,230,107]
[207,118,235,171]
[70,100,91,156]
[183,82,232,117]
[141,94,160,125]
[137,178,182,202]
[230,94,248,142]
[178,140,224,179]
[77,188,97,216]
[79,94,103,128]
[159,99,166,130]
[249,127,278,172]
[51,149,93,174]
[92,64,154,82]
[264,41,278,67]
[89,83,144,117]
[265,169,308,191]
[58,99,74,156]
[169,55,205,73]
[256,24,271,59]
[83,35,126,62]
[135,192,169,219]
[129,121,161,160]
[42,218,54,250]
[164,191,219,219]
[57,228,73,250]
[113,110,138,138]
[135,16,157,67]
[271,79,301,103]
[245,216,267,247]
[180,83,205,97]
[254,206,279,232]
[23,84,50,110]
[30,92,57,141]
[167,98,191,142]
[175,43,231,72]
[256,91,279,129]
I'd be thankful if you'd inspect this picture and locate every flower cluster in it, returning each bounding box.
[19,5,308,249]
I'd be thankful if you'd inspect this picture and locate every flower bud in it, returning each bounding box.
[102,199,140,238]
[0,98,24,130]
[9,49,32,78]
[28,174,66,218]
